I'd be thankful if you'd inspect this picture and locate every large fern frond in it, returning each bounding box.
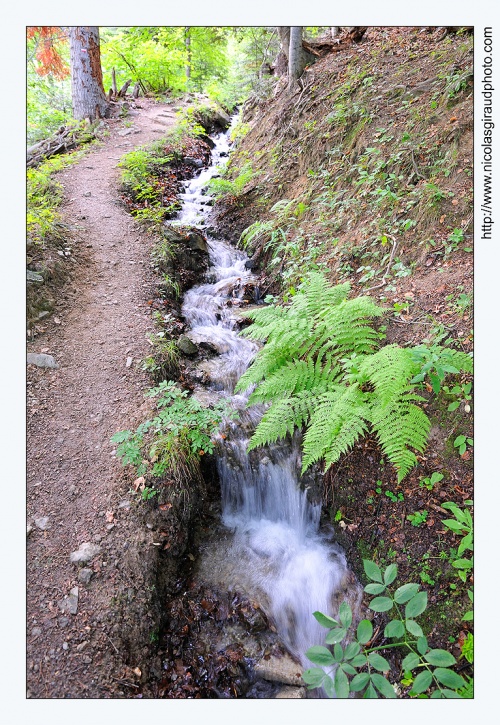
[301,386,370,471]
[247,392,316,451]
[248,356,341,405]
[358,345,419,405]
[370,394,431,482]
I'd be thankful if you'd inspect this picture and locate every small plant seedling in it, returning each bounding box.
[407,510,428,527]
[420,472,444,490]
[453,435,473,456]
[141,486,158,501]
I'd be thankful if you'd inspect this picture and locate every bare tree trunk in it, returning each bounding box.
[288,26,306,90]
[111,68,118,98]
[273,26,290,76]
[185,26,192,81]
[69,27,110,121]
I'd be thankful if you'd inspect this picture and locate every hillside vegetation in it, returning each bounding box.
[211,26,473,685]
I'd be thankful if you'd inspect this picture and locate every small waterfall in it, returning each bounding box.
[177,122,360,677]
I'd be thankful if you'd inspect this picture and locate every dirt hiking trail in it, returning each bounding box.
[26,100,187,698]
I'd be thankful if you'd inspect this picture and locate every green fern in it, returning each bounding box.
[237,271,473,482]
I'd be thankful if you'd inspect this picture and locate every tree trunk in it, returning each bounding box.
[111,68,118,98]
[69,26,110,121]
[288,26,306,90]
[185,27,192,81]
[273,26,290,76]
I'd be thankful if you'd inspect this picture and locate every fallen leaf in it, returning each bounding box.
[451,199,458,206]
[105,511,114,523]
[133,476,145,491]
[54,317,61,325]
[449,116,457,122]
[159,503,172,511]
[133,667,142,677]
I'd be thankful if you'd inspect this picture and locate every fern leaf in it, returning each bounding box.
[370,396,431,482]
[359,345,419,405]
[247,392,315,451]
[301,386,370,471]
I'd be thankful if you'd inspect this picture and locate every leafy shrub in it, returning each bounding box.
[112,381,233,481]
[235,272,473,482]
[303,559,471,698]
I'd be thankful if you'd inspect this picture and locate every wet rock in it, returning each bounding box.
[27,353,58,369]
[70,542,101,564]
[275,686,307,698]
[34,516,50,531]
[78,568,94,585]
[184,156,204,169]
[185,231,209,254]
[177,335,198,356]
[212,109,231,130]
[244,259,258,270]
[254,653,304,686]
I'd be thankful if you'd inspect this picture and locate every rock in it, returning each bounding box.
[34,516,50,531]
[78,568,94,585]
[213,109,231,129]
[244,259,258,270]
[177,335,199,356]
[118,500,131,509]
[184,156,204,168]
[199,133,215,149]
[27,353,58,369]
[27,525,33,537]
[254,653,304,687]
[275,686,307,699]
[126,356,133,368]
[27,270,44,283]
[62,642,69,651]
[69,542,101,564]
[185,231,209,254]
[31,627,42,637]
[58,587,79,615]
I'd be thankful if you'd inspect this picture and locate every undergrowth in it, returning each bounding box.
[235,272,472,482]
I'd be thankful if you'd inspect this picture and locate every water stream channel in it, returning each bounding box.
[174,122,361,692]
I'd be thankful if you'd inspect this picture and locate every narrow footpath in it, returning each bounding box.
[26,100,185,698]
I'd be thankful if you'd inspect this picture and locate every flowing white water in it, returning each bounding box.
[178,123,360,673]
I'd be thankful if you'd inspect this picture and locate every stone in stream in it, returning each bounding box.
[177,335,199,356]
[275,686,307,699]
[69,542,101,564]
[27,353,58,369]
[254,653,304,687]
[184,156,204,169]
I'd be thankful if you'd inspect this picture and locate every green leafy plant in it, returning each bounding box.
[441,500,473,583]
[235,272,472,482]
[112,381,233,481]
[453,435,473,457]
[410,343,473,395]
[207,162,255,200]
[303,559,469,698]
[407,510,428,527]
[443,382,472,412]
[420,471,444,491]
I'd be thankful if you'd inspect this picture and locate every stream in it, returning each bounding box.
[174,121,361,693]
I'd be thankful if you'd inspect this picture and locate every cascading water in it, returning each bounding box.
[177,121,361,687]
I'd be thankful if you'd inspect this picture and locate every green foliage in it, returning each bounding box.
[453,435,473,457]
[410,343,473,395]
[236,272,472,482]
[207,162,255,200]
[406,510,428,527]
[420,471,444,491]
[441,500,473,584]
[112,381,234,481]
[27,152,83,246]
[303,559,470,698]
